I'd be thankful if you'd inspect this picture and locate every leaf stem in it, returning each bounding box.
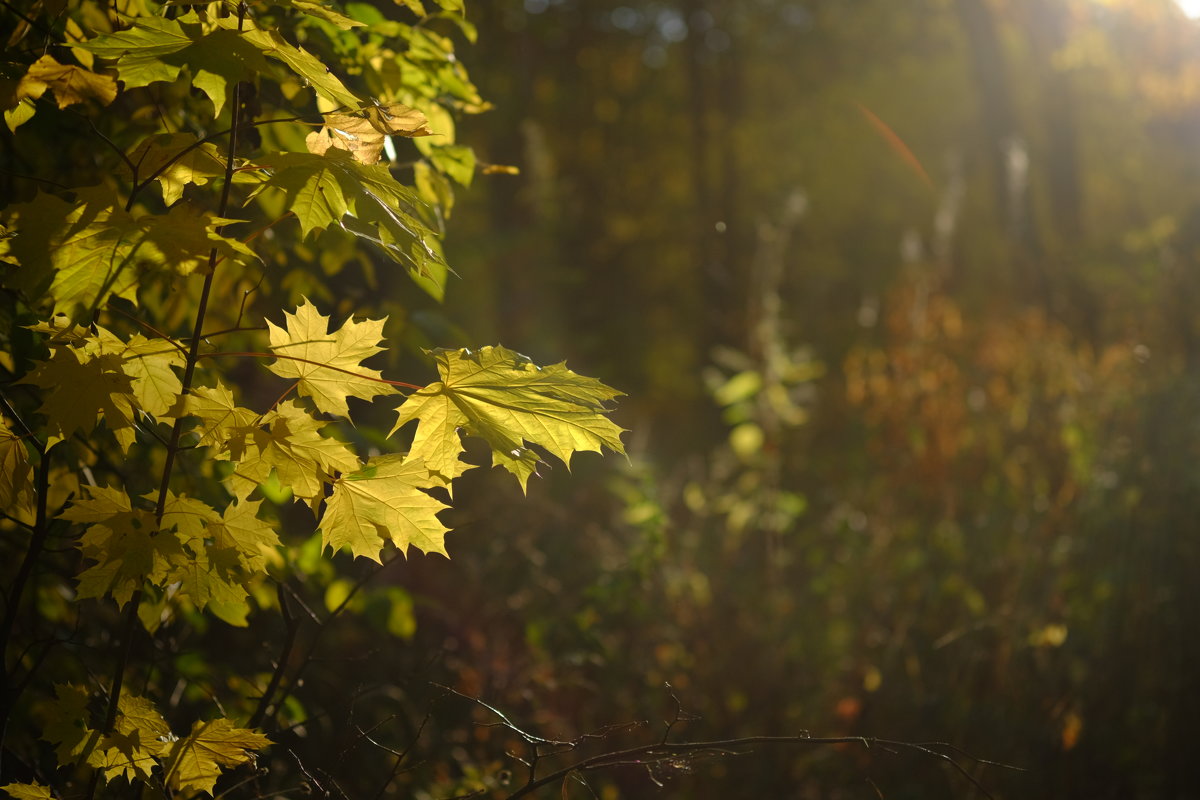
[199,351,424,390]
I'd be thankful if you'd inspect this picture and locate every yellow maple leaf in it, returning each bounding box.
[17,55,117,109]
[266,298,397,417]
[319,454,449,561]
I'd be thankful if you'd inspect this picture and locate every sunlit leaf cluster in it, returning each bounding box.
[0,0,622,797]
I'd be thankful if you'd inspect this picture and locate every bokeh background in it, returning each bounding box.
[362,1,1200,797]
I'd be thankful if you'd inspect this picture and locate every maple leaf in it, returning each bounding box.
[126,133,226,206]
[177,381,259,455]
[63,486,184,606]
[161,719,270,796]
[40,684,95,765]
[390,346,626,491]
[16,55,117,109]
[79,14,269,116]
[209,499,279,573]
[226,17,360,109]
[87,694,171,782]
[252,151,447,298]
[138,205,260,276]
[84,326,186,420]
[159,493,246,610]
[1,783,52,800]
[22,343,138,452]
[305,103,434,165]
[156,493,277,611]
[226,400,360,501]
[269,0,365,29]
[2,188,143,320]
[266,298,396,417]
[23,327,185,450]
[319,454,449,561]
[117,335,187,419]
[0,419,34,516]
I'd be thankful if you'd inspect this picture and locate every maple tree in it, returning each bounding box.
[0,0,624,797]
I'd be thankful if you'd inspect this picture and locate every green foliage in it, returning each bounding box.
[0,0,622,796]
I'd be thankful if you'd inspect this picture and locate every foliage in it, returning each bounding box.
[0,0,623,798]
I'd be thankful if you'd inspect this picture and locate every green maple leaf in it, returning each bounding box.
[138,205,260,276]
[40,684,95,765]
[84,326,186,420]
[226,400,360,501]
[23,343,138,452]
[228,18,360,108]
[266,298,396,417]
[268,0,365,29]
[117,335,186,420]
[389,346,626,491]
[87,694,171,782]
[161,719,270,796]
[126,133,227,205]
[253,150,447,298]
[209,498,279,573]
[158,493,276,611]
[2,189,143,321]
[177,381,260,455]
[81,13,360,115]
[159,493,239,608]
[63,486,184,606]
[23,327,185,450]
[79,15,269,116]
[0,419,34,516]
[319,454,449,561]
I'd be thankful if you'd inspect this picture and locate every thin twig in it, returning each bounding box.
[503,734,1011,800]
[269,555,404,722]
[248,582,300,729]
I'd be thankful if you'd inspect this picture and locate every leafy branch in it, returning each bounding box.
[96,0,251,756]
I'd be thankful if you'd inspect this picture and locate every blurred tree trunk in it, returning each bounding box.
[713,6,747,352]
[1023,0,1083,243]
[684,0,718,352]
[955,0,1049,306]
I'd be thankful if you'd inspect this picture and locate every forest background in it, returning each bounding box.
[3,0,1199,798]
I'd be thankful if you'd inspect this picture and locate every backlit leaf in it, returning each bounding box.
[1,783,52,800]
[266,298,396,417]
[226,17,360,109]
[390,346,625,490]
[40,684,94,765]
[0,419,34,516]
[161,719,270,796]
[305,103,433,165]
[88,694,171,782]
[2,189,142,321]
[254,150,446,296]
[22,343,138,452]
[226,400,360,501]
[319,453,448,561]
[138,205,260,276]
[16,55,118,108]
[126,133,227,206]
[63,486,184,606]
[271,0,365,29]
